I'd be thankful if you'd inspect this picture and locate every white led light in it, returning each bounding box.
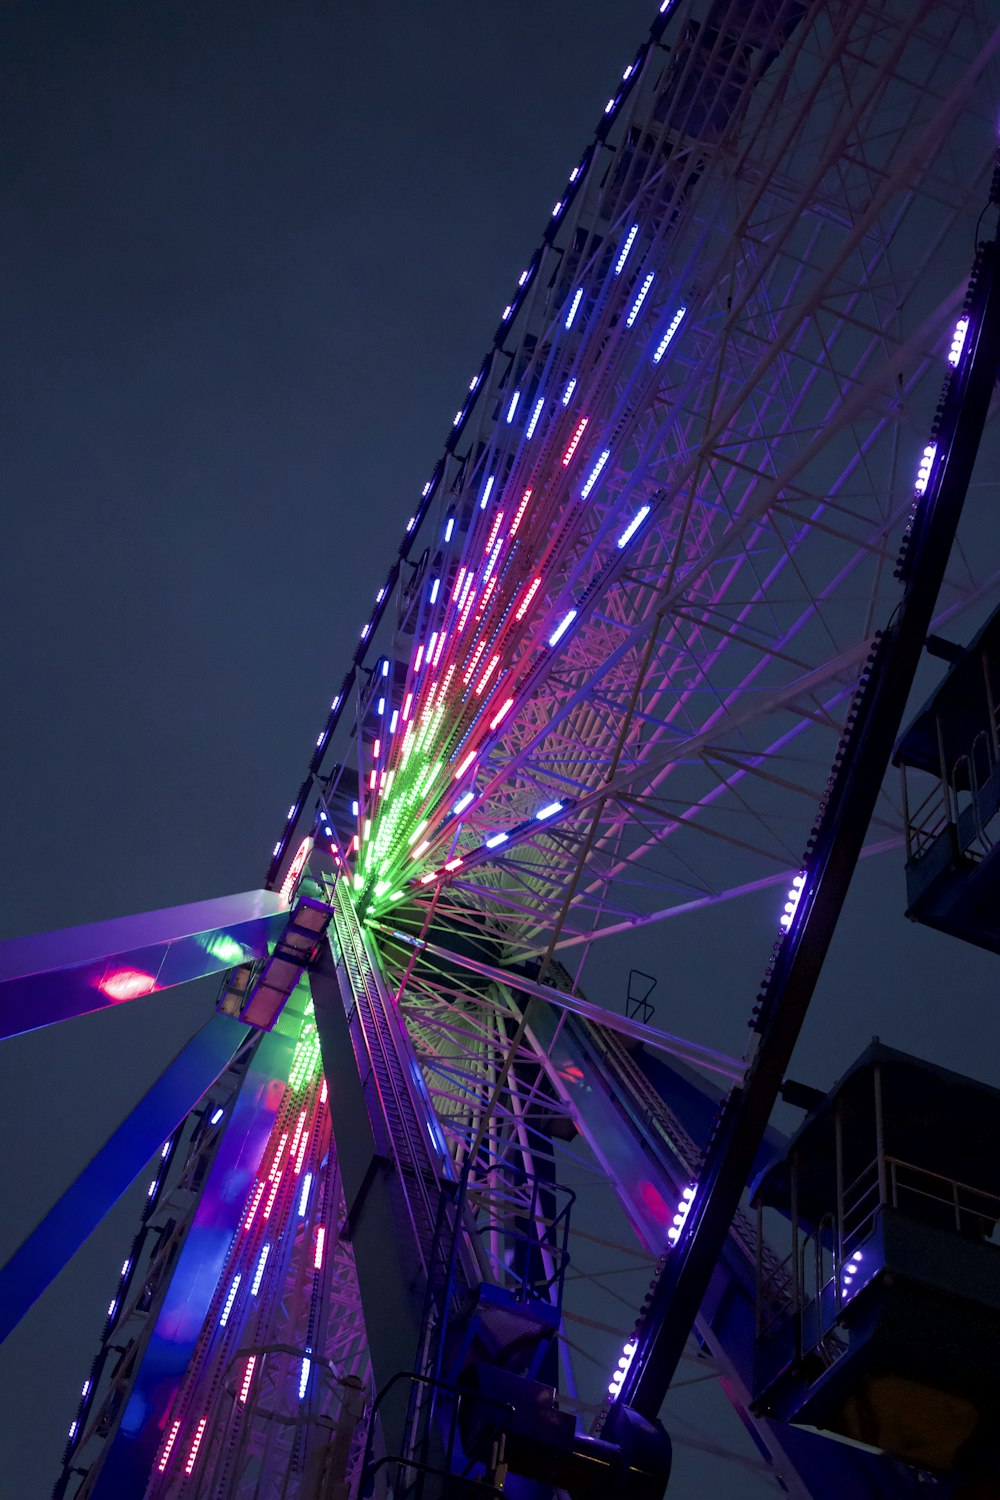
[614,224,639,275]
[454,792,474,815]
[580,449,611,499]
[250,1244,271,1296]
[548,610,577,647]
[480,474,495,509]
[565,287,584,330]
[914,441,937,495]
[485,832,508,848]
[298,1173,312,1218]
[561,378,577,407]
[626,273,655,327]
[535,801,562,821]
[652,305,686,363]
[525,397,545,440]
[506,390,521,424]
[617,505,650,549]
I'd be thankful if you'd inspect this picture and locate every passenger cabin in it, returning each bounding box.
[894,608,1000,953]
[750,1043,1000,1479]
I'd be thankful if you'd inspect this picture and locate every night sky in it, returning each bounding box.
[2,4,998,1496]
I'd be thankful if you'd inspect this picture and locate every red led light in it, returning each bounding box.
[455,751,476,780]
[419,872,437,885]
[444,857,463,872]
[314,1225,326,1269]
[278,836,313,907]
[98,968,157,1002]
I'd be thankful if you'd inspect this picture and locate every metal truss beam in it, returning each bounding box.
[0,889,286,1040]
[0,1011,248,1345]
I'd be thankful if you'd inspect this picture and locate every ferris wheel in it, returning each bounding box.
[13,2,1000,1497]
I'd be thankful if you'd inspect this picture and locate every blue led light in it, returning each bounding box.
[381,661,389,678]
[480,474,495,509]
[506,391,521,424]
[454,791,474,815]
[210,1106,225,1126]
[444,517,455,542]
[565,287,584,330]
[561,378,577,407]
[548,610,577,647]
[526,398,545,440]
[429,578,440,604]
[617,505,651,549]
[485,832,508,848]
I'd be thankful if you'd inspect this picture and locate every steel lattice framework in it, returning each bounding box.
[28,2,1000,1497]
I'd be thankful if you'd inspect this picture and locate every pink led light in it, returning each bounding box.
[98,968,157,1002]
[238,1356,256,1405]
[157,1419,182,1473]
[484,511,505,553]
[432,629,447,668]
[402,693,413,721]
[463,640,487,685]
[293,1130,310,1175]
[419,872,437,885]
[320,1080,328,1104]
[184,1416,208,1476]
[414,645,424,672]
[476,577,498,619]
[373,738,381,758]
[261,1174,282,1220]
[457,587,478,635]
[451,566,467,601]
[455,751,476,780]
[268,1133,288,1180]
[369,769,377,790]
[289,1110,307,1161]
[350,834,359,853]
[444,857,463,872]
[243,1181,265,1231]
[561,418,589,466]
[314,1225,326,1270]
[490,697,515,730]
[510,488,532,534]
[475,655,500,695]
[515,577,542,620]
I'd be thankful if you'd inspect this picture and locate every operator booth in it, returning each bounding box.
[751,1042,1000,1478]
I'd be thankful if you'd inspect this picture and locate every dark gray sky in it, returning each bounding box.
[1,4,998,1497]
